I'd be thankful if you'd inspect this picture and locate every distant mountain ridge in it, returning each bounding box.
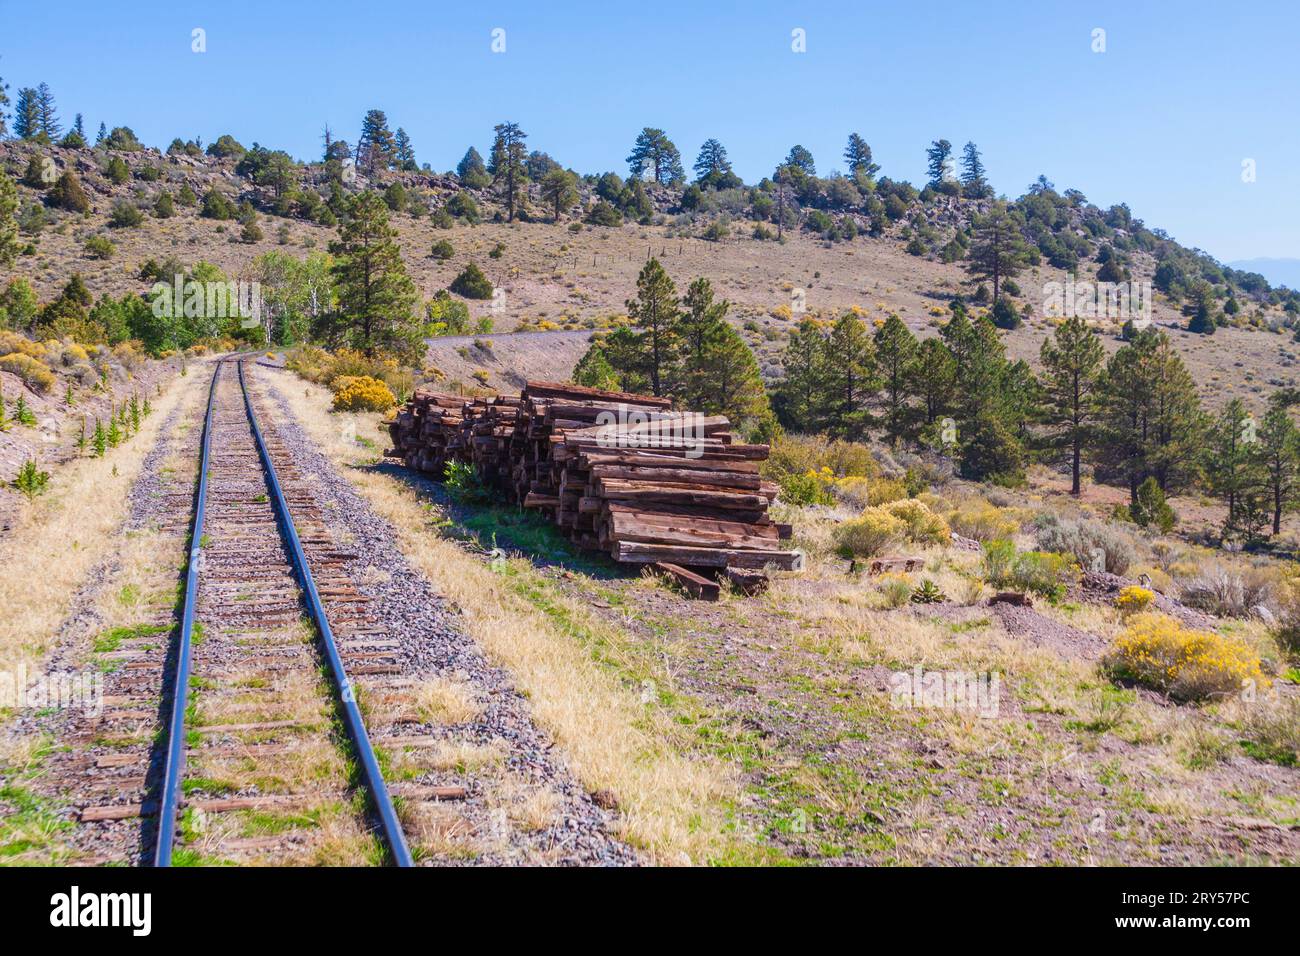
[1227,258,1300,291]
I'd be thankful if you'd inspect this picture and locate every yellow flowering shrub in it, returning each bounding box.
[1114,585,1155,616]
[331,375,397,412]
[834,475,908,508]
[882,498,950,544]
[834,509,906,558]
[947,501,1019,541]
[0,332,47,359]
[60,343,90,366]
[0,353,56,392]
[1105,612,1268,702]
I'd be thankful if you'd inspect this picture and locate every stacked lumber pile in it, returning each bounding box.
[386,389,466,476]
[387,380,802,588]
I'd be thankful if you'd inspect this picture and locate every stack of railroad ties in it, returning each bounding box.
[386,380,802,599]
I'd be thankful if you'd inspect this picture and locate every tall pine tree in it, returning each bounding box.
[326,192,419,359]
[1040,314,1105,494]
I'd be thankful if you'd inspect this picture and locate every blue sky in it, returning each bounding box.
[3,0,1298,263]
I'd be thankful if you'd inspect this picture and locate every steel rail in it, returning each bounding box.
[153,358,221,866]
[235,358,414,867]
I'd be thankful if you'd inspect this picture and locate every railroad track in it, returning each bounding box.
[63,357,415,865]
[145,356,413,866]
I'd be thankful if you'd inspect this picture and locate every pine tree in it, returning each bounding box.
[394,128,417,171]
[774,318,829,433]
[672,278,768,427]
[456,147,490,188]
[357,109,396,173]
[93,418,106,456]
[692,139,735,187]
[966,203,1032,303]
[1206,399,1258,531]
[35,82,59,138]
[107,410,122,447]
[1095,331,1205,503]
[488,122,528,221]
[326,191,420,359]
[1040,314,1105,494]
[843,133,880,183]
[95,122,107,145]
[0,167,19,267]
[1257,401,1299,536]
[75,417,87,454]
[925,139,953,188]
[539,168,578,222]
[908,336,955,428]
[874,314,917,446]
[12,87,39,139]
[955,318,1028,482]
[822,313,878,441]
[572,344,620,391]
[959,142,989,197]
[627,128,684,185]
[623,257,679,396]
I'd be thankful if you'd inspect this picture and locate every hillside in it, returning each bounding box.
[3,138,1298,411]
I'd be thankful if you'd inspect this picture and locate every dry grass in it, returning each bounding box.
[388,738,506,777]
[258,366,734,865]
[0,363,200,678]
[404,802,482,860]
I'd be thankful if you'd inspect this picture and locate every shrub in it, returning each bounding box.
[104,156,130,185]
[882,498,950,545]
[201,189,236,220]
[834,510,907,558]
[12,458,49,501]
[763,434,879,485]
[1178,564,1275,619]
[445,191,480,223]
[449,263,493,300]
[947,500,1019,542]
[982,539,1079,599]
[443,459,490,504]
[878,573,913,608]
[1115,586,1155,616]
[330,375,397,412]
[777,470,834,506]
[833,475,907,509]
[1032,511,1136,575]
[109,200,144,228]
[1130,477,1176,532]
[84,235,116,259]
[430,239,454,260]
[60,343,89,366]
[425,290,471,335]
[1104,612,1268,701]
[0,332,47,359]
[910,579,945,604]
[586,201,622,226]
[0,353,56,392]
